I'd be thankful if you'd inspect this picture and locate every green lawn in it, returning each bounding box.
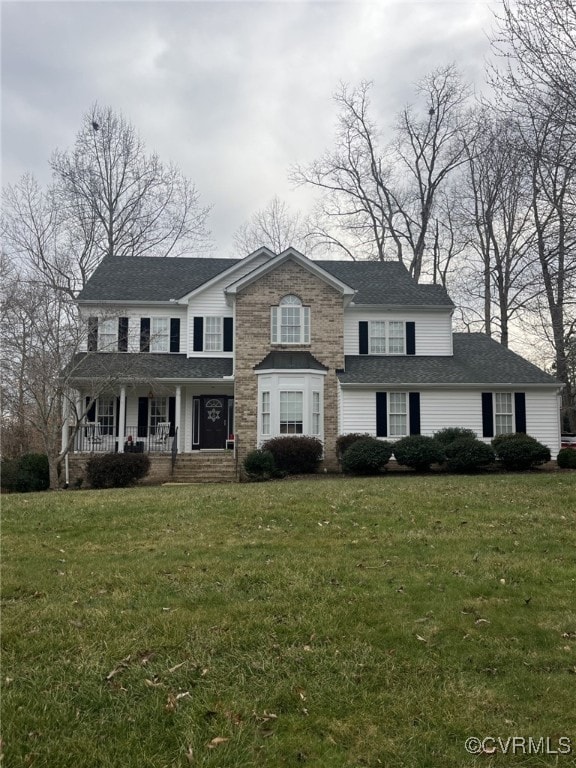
[2,474,576,767]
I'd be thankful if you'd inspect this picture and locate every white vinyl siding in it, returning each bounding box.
[344,311,453,356]
[339,387,560,457]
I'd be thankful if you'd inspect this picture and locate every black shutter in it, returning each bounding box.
[406,322,416,355]
[138,397,149,438]
[193,317,204,351]
[118,317,129,352]
[359,322,369,355]
[170,318,180,353]
[481,392,494,438]
[88,317,98,352]
[514,392,526,433]
[409,392,421,435]
[223,317,234,352]
[140,318,150,352]
[168,397,176,436]
[376,392,388,437]
[85,396,96,422]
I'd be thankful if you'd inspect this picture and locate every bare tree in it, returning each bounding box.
[52,104,212,267]
[292,66,472,280]
[233,196,310,254]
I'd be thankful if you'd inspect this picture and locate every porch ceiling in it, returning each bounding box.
[67,353,233,382]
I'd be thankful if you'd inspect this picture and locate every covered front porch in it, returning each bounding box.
[66,383,236,455]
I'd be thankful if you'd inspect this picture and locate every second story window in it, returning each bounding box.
[271,295,310,345]
[205,317,223,351]
[369,321,405,355]
[98,319,117,351]
[150,317,169,352]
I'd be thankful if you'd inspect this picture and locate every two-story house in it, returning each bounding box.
[66,246,561,479]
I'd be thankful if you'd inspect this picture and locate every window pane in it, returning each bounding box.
[150,318,169,352]
[205,316,222,351]
[281,306,301,343]
[97,398,115,435]
[388,322,405,354]
[261,391,270,435]
[494,393,513,434]
[312,391,320,435]
[98,319,117,351]
[389,392,407,436]
[150,397,167,430]
[280,391,303,434]
[370,321,386,354]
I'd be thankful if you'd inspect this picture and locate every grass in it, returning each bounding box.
[2,473,576,767]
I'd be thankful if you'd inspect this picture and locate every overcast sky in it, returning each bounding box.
[2,0,498,255]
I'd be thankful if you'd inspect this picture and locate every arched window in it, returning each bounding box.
[272,295,310,344]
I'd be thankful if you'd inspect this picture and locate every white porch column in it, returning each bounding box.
[61,391,70,454]
[175,385,182,451]
[118,386,126,452]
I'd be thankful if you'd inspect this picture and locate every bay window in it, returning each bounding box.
[257,373,324,443]
[280,391,303,434]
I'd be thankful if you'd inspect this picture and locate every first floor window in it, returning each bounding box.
[312,392,321,435]
[389,392,407,436]
[150,397,167,432]
[280,391,303,434]
[97,397,115,435]
[98,319,117,351]
[205,316,223,351]
[495,392,513,434]
[150,318,169,352]
[261,392,271,435]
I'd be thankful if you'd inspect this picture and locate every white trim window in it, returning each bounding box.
[389,392,407,437]
[369,320,405,355]
[261,392,271,435]
[312,391,321,435]
[494,392,514,434]
[150,317,170,352]
[280,391,304,434]
[98,319,117,351]
[271,295,311,344]
[150,397,168,431]
[97,397,115,435]
[205,316,223,351]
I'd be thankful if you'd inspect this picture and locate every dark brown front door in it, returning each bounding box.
[200,396,228,449]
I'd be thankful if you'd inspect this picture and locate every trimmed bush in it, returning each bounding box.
[262,436,323,475]
[86,453,150,488]
[556,447,576,469]
[341,437,393,475]
[433,427,477,448]
[335,433,372,461]
[444,438,495,473]
[1,453,50,493]
[393,435,445,472]
[243,449,276,480]
[491,433,551,471]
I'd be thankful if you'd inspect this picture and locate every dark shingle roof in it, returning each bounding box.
[68,353,233,380]
[318,260,453,306]
[77,257,239,302]
[338,334,559,385]
[254,351,328,371]
[77,255,454,307]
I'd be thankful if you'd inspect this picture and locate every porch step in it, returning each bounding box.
[168,452,238,483]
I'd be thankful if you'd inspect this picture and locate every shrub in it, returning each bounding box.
[556,447,576,469]
[433,427,477,448]
[335,433,372,461]
[86,453,150,488]
[444,438,495,473]
[243,449,276,480]
[262,436,323,475]
[341,437,393,475]
[393,435,445,472]
[491,433,551,471]
[1,453,50,493]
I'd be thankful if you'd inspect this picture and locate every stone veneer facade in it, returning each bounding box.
[234,259,345,471]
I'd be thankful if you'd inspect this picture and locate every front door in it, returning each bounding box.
[200,396,228,449]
